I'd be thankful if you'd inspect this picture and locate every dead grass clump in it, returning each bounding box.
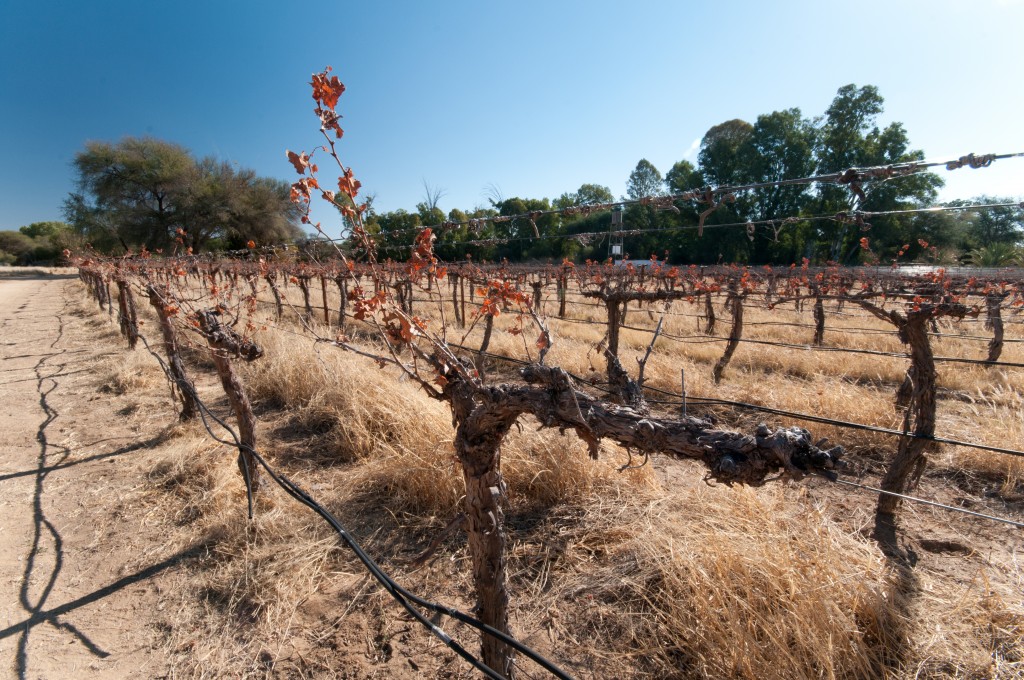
[502,423,658,507]
[551,484,905,679]
[242,328,451,465]
[144,431,241,526]
[140,427,342,676]
[100,347,163,395]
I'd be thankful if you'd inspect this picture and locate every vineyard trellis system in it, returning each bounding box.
[74,250,1024,678]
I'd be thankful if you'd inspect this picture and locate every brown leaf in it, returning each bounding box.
[286,150,310,175]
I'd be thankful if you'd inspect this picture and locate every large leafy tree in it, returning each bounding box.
[64,137,304,253]
[624,159,665,200]
[814,85,941,262]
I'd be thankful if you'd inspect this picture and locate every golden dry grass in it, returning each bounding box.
[83,274,1024,678]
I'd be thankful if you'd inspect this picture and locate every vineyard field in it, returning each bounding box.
[5,257,1015,678]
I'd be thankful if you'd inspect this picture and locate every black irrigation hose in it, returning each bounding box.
[135,333,576,680]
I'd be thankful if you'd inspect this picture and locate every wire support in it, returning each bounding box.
[832,479,1024,529]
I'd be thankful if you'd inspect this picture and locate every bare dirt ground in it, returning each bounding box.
[0,276,177,679]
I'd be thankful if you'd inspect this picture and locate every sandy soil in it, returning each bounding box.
[0,277,173,679]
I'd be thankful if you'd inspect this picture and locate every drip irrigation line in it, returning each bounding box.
[134,332,576,680]
[831,479,1024,529]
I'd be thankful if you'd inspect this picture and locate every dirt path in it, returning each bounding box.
[0,277,173,679]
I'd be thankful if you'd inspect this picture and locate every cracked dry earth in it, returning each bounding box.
[0,276,176,679]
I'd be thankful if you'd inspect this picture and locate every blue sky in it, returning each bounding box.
[1,0,1021,238]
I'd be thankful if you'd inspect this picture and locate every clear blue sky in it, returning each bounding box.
[1,0,1021,238]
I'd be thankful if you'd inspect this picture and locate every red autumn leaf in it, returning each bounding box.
[311,69,346,110]
[246,240,256,249]
[338,168,361,198]
[536,332,549,350]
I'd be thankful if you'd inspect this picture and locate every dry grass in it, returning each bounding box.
[77,275,1024,678]
[551,484,902,679]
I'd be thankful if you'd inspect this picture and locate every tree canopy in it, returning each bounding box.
[64,137,306,253]
[358,83,999,265]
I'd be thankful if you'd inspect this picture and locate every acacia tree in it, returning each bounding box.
[65,136,304,253]
[625,159,665,200]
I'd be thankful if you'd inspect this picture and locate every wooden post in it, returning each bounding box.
[450,272,463,327]
[320,275,331,327]
[460,273,468,326]
[557,268,567,319]
[335,275,348,331]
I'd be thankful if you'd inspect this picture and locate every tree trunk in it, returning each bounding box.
[605,298,622,359]
[813,294,825,346]
[985,293,1005,363]
[265,273,283,320]
[876,311,935,520]
[115,278,139,350]
[704,290,716,336]
[298,276,313,323]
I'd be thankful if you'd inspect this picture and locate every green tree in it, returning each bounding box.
[64,137,304,253]
[365,209,421,260]
[624,159,664,200]
[698,119,755,188]
[814,85,941,262]
[746,109,817,262]
[0,231,36,264]
[692,120,757,262]
[556,183,614,208]
[949,197,1024,248]
[664,160,701,195]
[19,221,70,240]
